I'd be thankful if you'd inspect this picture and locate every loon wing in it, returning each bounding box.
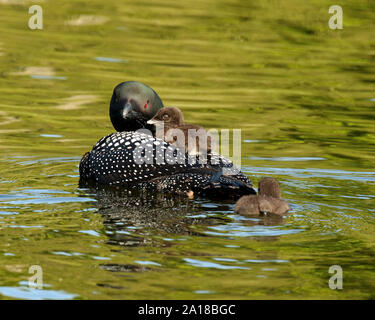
[79,131,255,199]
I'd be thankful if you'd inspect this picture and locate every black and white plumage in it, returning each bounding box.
[79,81,256,199]
[80,131,255,198]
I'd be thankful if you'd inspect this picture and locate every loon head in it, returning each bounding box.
[110,81,164,132]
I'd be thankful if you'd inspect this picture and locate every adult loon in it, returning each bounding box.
[79,81,256,199]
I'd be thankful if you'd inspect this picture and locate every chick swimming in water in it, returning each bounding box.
[234,177,290,216]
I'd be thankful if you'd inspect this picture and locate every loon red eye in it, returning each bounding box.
[144,100,149,109]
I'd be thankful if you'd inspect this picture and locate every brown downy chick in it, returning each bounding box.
[234,177,290,216]
[147,106,212,156]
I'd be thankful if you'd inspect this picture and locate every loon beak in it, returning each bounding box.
[122,102,133,119]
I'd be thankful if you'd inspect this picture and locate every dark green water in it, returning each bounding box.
[0,0,375,299]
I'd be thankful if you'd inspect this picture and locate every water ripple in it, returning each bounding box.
[243,166,375,182]
[248,157,326,161]
[0,286,77,300]
[184,258,250,270]
[205,223,303,237]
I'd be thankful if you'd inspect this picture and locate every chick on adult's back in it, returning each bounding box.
[79,81,256,199]
[147,106,213,156]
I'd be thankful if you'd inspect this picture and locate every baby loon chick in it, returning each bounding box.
[147,106,213,156]
[80,81,256,199]
[234,177,290,216]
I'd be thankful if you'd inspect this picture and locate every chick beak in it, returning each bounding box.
[147,119,158,125]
